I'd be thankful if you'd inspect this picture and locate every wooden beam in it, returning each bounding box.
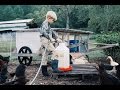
[11,53,36,57]
[88,42,119,46]
[89,45,119,52]
[62,32,64,41]
[78,35,81,52]
[52,28,93,34]
[68,42,119,51]
[87,34,90,52]
[58,63,99,75]
[67,33,70,46]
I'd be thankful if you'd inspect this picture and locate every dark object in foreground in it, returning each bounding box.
[2,76,29,85]
[0,55,10,84]
[2,64,29,85]
[41,65,50,76]
[98,63,120,85]
[116,64,120,79]
[51,59,63,73]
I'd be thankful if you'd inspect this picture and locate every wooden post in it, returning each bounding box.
[10,32,12,61]
[87,34,90,52]
[74,34,77,48]
[80,34,83,52]
[67,33,70,46]
[74,34,76,40]
[62,32,64,41]
[74,34,77,52]
[78,34,81,52]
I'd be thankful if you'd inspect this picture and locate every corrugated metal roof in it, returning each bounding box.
[0,19,33,31]
[0,19,33,24]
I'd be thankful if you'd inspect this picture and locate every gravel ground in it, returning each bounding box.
[7,60,100,85]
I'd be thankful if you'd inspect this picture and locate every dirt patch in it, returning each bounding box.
[7,60,100,85]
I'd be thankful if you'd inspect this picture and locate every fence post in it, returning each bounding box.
[10,32,12,61]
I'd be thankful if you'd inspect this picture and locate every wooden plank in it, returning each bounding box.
[61,72,98,75]
[11,53,36,57]
[52,28,93,34]
[68,42,118,51]
[69,70,98,73]
[0,19,33,24]
[57,63,99,75]
[71,69,98,72]
[72,66,96,69]
[87,34,89,52]
[78,35,81,52]
[89,44,119,52]
[59,68,99,73]
[72,66,97,70]
[62,32,64,41]
[58,71,99,75]
[88,42,119,46]
[72,63,97,67]
[73,65,95,68]
[67,33,70,46]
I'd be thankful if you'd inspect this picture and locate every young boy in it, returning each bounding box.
[38,11,62,76]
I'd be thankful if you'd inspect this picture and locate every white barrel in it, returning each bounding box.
[54,43,72,71]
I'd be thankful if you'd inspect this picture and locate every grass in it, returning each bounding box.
[87,50,106,62]
[86,39,106,62]
[0,40,16,52]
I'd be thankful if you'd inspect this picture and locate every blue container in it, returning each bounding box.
[69,40,79,52]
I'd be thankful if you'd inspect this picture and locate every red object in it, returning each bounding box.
[58,65,72,72]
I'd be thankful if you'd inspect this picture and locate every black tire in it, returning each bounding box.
[18,46,32,66]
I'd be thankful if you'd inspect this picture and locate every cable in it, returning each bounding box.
[28,46,47,85]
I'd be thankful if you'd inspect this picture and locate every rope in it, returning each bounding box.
[28,46,47,85]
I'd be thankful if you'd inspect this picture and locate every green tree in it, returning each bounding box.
[3,5,16,21]
[0,5,5,21]
[14,5,24,19]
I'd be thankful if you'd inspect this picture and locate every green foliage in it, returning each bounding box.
[1,5,120,32]
[14,5,24,19]
[2,5,16,21]
[70,7,89,28]
[95,32,120,61]
[108,14,120,32]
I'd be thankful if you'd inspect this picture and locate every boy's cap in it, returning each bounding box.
[46,11,57,21]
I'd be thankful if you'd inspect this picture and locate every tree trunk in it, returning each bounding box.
[62,5,70,41]
[66,5,70,29]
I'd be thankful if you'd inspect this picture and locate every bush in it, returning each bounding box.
[95,32,120,62]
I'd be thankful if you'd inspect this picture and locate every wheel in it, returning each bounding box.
[18,46,32,66]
